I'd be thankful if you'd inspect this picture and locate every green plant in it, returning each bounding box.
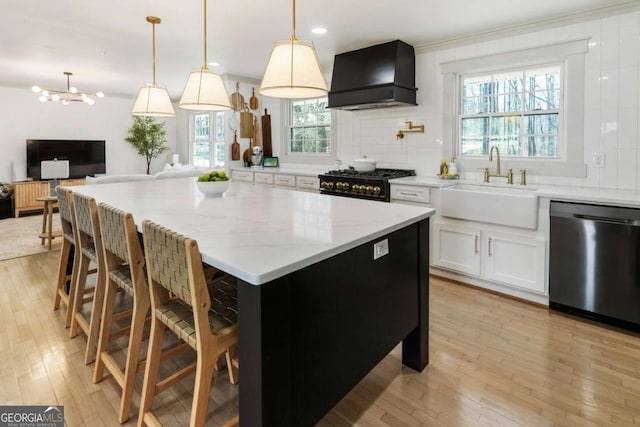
[125,116,169,174]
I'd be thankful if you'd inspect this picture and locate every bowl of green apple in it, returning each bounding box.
[196,170,231,197]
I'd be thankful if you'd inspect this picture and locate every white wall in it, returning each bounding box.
[0,86,177,183]
[336,10,640,190]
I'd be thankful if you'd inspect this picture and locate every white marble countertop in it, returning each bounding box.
[70,177,434,285]
[394,175,640,208]
[231,166,325,177]
[389,176,459,188]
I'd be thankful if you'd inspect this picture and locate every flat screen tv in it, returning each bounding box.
[26,139,106,179]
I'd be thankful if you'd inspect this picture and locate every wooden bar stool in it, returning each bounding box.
[53,187,79,328]
[93,203,150,423]
[69,192,106,365]
[138,220,239,427]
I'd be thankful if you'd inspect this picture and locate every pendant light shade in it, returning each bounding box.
[259,0,327,99]
[132,85,175,117]
[178,0,230,111]
[259,39,327,98]
[132,16,175,117]
[179,68,231,110]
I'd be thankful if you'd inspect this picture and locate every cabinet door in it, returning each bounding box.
[390,185,430,203]
[254,172,274,185]
[483,232,546,293]
[432,222,481,276]
[296,176,320,191]
[274,174,296,188]
[232,171,254,183]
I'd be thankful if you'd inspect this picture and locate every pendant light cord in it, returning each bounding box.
[291,0,297,42]
[203,0,208,69]
[152,21,157,85]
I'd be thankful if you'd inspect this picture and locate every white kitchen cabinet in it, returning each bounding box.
[254,172,274,185]
[433,220,546,294]
[232,170,253,183]
[483,231,545,293]
[433,222,481,276]
[295,176,320,192]
[274,174,296,188]
[390,185,430,204]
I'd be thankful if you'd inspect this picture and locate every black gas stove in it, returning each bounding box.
[318,168,416,202]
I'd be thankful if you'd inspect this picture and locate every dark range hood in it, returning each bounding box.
[327,40,418,110]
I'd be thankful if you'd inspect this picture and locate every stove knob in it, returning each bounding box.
[373,186,381,195]
[335,182,342,190]
[328,182,334,189]
[365,185,373,194]
[358,185,366,193]
[321,181,328,189]
[352,184,360,192]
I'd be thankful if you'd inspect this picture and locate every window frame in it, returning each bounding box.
[458,63,564,160]
[279,96,337,165]
[189,111,226,168]
[441,38,589,178]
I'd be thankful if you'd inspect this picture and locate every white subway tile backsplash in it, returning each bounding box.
[601,28,620,69]
[619,108,639,148]
[618,148,637,190]
[599,69,619,112]
[619,67,639,109]
[600,149,619,188]
[619,24,639,68]
[600,108,619,151]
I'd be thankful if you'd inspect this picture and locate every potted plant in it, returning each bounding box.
[125,116,169,175]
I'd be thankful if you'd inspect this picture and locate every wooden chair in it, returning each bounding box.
[93,203,149,423]
[138,220,239,427]
[53,186,79,328]
[68,192,106,365]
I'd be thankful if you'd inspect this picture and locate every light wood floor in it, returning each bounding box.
[2,251,640,426]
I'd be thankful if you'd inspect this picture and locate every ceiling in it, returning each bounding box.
[0,0,636,100]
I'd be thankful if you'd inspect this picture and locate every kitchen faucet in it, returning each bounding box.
[480,145,514,184]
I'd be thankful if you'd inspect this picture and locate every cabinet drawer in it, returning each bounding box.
[390,185,430,203]
[296,176,319,190]
[274,174,296,188]
[254,172,274,185]
[232,171,254,183]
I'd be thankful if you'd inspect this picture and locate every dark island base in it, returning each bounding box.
[238,218,430,426]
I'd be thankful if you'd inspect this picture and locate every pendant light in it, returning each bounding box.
[259,0,327,99]
[132,16,175,117]
[179,0,231,111]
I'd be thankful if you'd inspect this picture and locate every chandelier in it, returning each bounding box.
[32,72,104,105]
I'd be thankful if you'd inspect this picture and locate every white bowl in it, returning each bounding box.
[196,179,231,197]
[351,158,377,172]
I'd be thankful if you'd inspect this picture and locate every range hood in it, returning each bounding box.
[327,40,417,110]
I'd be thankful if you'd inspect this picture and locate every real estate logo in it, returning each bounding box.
[0,405,64,427]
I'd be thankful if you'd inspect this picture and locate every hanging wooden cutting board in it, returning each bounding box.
[231,132,240,160]
[239,103,253,138]
[252,116,259,147]
[242,148,251,165]
[250,87,259,110]
[229,82,244,112]
[262,108,272,157]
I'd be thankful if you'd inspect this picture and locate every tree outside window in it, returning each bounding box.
[289,97,331,155]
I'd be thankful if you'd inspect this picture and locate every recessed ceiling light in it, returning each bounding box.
[311,27,327,35]
[208,62,220,67]
[99,51,107,56]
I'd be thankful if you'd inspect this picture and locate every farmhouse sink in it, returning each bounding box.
[440,183,539,229]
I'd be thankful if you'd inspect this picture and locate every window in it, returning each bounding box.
[289,97,331,155]
[441,38,589,177]
[460,66,561,159]
[191,112,225,167]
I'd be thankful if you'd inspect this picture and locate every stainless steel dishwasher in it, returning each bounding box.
[549,201,640,330]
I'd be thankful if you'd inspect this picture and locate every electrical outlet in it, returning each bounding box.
[593,152,605,168]
[373,239,389,260]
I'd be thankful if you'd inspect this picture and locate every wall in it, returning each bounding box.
[336,10,640,190]
[0,86,177,183]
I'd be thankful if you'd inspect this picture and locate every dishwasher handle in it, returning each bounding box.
[573,214,640,226]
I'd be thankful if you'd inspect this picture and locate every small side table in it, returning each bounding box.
[37,196,62,250]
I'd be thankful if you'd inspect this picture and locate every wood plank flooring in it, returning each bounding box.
[1,251,639,426]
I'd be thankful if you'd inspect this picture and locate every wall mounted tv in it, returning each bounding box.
[26,139,106,179]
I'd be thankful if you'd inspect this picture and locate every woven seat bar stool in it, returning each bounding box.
[69,192,106,365]
[93,203,151,423]
[138,220,239,427]
[53,187,80,328]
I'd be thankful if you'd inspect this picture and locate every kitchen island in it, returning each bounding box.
[70,177,434,426]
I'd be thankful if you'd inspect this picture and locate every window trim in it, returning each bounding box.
[441,38,589,177]
[188,111,226,168]
[458,63,563,159]
[279,97,337,165]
